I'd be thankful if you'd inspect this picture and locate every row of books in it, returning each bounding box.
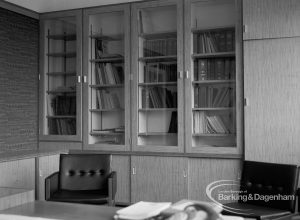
[141,87,177,108]
[194,86,234,108]
[194,58,235,81]
[193,112,233,134]
[144,62,177,83]
[49,118,76,135]
[48,96,76,116]
[95,63,124,85]
[195,29,235,53]
[96,90,121,109]
[144,38,177,57]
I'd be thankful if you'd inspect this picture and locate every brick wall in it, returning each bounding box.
[0,7,39,150]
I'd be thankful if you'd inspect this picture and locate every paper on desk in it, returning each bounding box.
[0,214,58,220]
[116,201,171,220]
[221,215,244,220]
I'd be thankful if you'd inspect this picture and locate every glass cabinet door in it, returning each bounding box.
[83,5,130,150]
[40,11,82,141]
[185,0,242,154]
[132,0,184,152]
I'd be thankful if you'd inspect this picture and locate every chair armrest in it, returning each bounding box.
[45,171,59,201]
[108,171,117,206]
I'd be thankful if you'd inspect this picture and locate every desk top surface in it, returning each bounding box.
[0,201,119,220]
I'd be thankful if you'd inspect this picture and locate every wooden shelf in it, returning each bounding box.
[47,52,76,58]
[192,52,235,59]
[90,57,124,63]
[191,26,235,34]
[90,108,124,112]
[47,115,76,119]
[139,108,177,111]
[193,80,235,84]
[89,34,123,41]
[47,90,76,94]
[192,133,236,137]
[47,34,76,41]
[192,107,234,111]
[139,55,177,62]
[139,82,177,86]
[47,71,76,76]
[90,84,124,89]
[138,132,177,136]
[90,131,124,136]
[139,31,177,40]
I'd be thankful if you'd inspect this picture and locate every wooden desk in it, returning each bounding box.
[0,201,119,220]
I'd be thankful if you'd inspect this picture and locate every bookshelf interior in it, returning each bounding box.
[137,5,178,147]
[88,11,125,145]
[190,0,237,148]
[43,17,77,136]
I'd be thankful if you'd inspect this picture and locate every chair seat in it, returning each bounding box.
[222,202,291,220]
[49,190,109,205]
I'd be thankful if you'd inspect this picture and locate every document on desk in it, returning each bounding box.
[0,214,58,220]
[116,201,171,220]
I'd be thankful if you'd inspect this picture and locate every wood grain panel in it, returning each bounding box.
[0,188,34,211]
[131,156,188,203]
[111,155,130,204]
[39,141,82,151]
[37,154,60,200]
[188,158,241,202]
[0,159,35,189]
[244,38,300,164]
[243,0,300,40]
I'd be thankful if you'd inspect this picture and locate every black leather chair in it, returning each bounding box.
[45,154,116,205]
[222,160,299,220]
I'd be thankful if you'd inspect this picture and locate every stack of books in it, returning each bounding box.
[141,88,177,108]
[194,58,235,81]
[144,62,177,83]
[96,90,121,109]
[194,86,234,108]
[193,112,233,134]
[95,63,124,85]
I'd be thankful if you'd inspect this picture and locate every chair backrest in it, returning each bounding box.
[240,160,299,212]
[59,154,111,191]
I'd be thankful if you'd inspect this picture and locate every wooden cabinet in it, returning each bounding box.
[37,154,60,200]
[244,38,300,164]
[111,155,131,204]
[188,158,241,202]
[131,0,184,152]
[131,156,188,203]
[39,0,242,154]
[82,5,131,151]
[38,0,243,204]
[39,10,82,142]
[243,0,300,40]
[184,0,243,154]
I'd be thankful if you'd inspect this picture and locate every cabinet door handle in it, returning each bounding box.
[178,71,183,79]
[83,76,87,83]
[77,76,81,83]
[185,71,189,79]
[183,169,187,178]
[132,167,136,175]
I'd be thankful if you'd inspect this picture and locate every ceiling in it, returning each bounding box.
[4,0,143,13]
